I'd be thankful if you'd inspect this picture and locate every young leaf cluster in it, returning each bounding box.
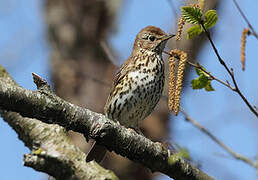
[181,6,218,39]
[191,64,215,91]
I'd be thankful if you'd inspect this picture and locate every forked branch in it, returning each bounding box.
[0,66,214,180]
[200,22,257,117]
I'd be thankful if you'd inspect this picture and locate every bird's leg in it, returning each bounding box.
[134,127,144,136]
[127,125,144,136]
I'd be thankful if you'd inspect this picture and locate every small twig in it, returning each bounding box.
[187,61,236,91]
[180,107,258,169]
[160,93,258,169]
[163,50,235,90]
[200,23,258,117]
[232,0,258,39]
[80,72,111,87]
[163,50,174,57]
[100,40,119,65]
[254,106,258,112]
[32,73,52,92]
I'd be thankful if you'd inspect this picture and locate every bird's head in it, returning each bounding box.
[133,26,175,54]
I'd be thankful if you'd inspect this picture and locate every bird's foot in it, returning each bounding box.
[127,127,145,136]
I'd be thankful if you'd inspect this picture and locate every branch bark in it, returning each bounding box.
[0,66,214,180]
[0,67,118,180]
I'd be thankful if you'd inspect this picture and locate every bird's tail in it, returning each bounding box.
[86,140,107,163]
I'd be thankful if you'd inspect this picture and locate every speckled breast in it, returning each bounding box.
[105,53,164,128]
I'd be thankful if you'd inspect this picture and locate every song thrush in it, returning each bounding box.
[86,26,174,163]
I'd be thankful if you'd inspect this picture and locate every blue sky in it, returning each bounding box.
[0,0,257,180]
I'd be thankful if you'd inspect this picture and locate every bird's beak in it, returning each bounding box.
[161,34,175,41]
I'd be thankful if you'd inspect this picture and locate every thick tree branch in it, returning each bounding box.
[0,67,118,180]
[0,111,117,180]
[0,66,214,180]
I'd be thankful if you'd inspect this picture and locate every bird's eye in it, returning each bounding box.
[149,35,155,42]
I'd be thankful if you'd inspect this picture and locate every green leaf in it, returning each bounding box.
[195,63,210,77]
[187,25,203,39]
[181,6,203,24]
[195,63,205,76]
[192,64,215,91]
[191,74,208,89]
[195,65,202,76]
[205,81,215,91]
[204,10,218,29]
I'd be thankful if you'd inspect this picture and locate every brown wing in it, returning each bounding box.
[113,58,131,86]
[104,55,137,113]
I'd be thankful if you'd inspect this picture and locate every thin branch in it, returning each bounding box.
[186,61,235,91]
[163,51,257,169]
[232,0,258,39]
[80,71,111,87]
[164,44,257,117]
[180,108,258,169]
[163,50,235,90]
[100,40,119,65]
[162,90,258,169]
[200,22,258,117]
[0,66,214,180]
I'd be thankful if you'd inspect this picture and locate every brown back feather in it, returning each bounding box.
[104,55,138,113]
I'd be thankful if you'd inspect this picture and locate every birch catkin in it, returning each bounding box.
[168,55,176,111]
[174,50,187,115]
[241,28,251,71]
[168,49,187,115]
[176,17,185,41]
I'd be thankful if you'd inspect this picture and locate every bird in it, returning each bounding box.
[86,26,174,163]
